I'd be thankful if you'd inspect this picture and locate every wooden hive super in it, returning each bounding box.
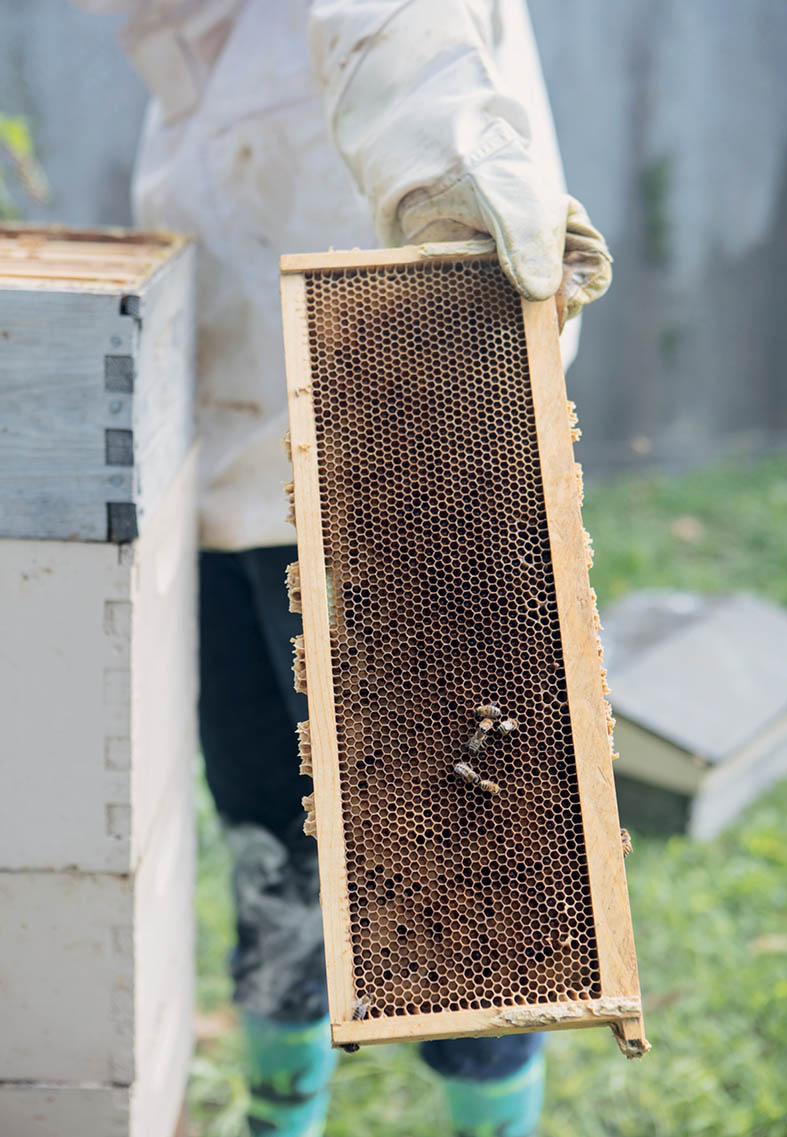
[280,242,648,1057]
[0,225,194,542]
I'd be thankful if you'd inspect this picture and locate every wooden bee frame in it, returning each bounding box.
[280,242,647,1057]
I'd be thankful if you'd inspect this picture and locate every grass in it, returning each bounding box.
[581,456,787,609]
[189,455,787,1137]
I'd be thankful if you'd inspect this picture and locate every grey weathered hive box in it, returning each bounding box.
[0,225,195,541]
[603,590,787,838]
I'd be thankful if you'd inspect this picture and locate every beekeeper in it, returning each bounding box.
[74,2,611,1135]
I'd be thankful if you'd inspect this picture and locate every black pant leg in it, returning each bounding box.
[419,1032,544,1081]
[199,549,307,839]
[199,547,328,1019]
[240,544,306,733]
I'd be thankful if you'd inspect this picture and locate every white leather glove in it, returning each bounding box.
[310,0,612,326]
[399,162,612,329]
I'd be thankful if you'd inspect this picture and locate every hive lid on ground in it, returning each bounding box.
[603,591,787,763]
[280,241,646,1056]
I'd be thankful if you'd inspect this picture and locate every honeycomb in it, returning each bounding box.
[299,256,602,1021]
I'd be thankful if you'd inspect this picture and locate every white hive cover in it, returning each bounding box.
[602,591,787,763]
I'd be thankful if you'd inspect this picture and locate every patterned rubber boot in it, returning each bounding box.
[244,1013,338,1137]
[442,1048,546,1137]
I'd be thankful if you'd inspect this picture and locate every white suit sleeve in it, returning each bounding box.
[309,0,611,310]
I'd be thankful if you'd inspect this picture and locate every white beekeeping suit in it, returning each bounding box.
[72,0,610,551]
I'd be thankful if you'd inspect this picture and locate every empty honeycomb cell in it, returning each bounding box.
[297,256,602,1017]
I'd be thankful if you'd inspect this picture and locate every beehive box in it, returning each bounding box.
[0,781,193,1085]
[0,447,198,873]
[281,242,647,1056]
[0,1059,190,1137]
[0,225,195,542]
[0,784,194,1137]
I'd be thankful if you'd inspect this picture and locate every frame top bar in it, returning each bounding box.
[280,238,499,274]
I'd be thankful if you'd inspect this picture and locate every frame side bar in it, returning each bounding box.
[280,271,356,1029]
[522,300,644,1033]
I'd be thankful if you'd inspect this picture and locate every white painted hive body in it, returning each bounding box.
[0,451,197,873]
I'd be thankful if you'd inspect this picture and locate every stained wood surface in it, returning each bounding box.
[523,298,645,1038]
[281,239,497,275]
[280,272,357,1023]
[0,226,185,292]
[331,995,642,1046]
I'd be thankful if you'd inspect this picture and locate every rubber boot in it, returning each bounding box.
[244,1013,338,1137]
[441,1047,546,1137]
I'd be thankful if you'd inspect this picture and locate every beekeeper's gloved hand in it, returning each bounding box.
[310,0,612,332]
[399,177,612,331]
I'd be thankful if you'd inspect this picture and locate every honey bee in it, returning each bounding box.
[620,828,633,858]
[467,717,496,754]
[342,997,371,1054]
[466,703,518,753]
[455,761,501,796]
[475,704,503,721]
[352,997,371,1021]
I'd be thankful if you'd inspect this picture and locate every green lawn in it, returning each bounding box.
[189,456,787,1137]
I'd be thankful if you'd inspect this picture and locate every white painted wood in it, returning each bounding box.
[615,712,787,840]
[131,950,193,1137]
[0,1001,191,1137]
[0,448,197,873]
[612,717,704,796]
[0,1086,131,1137]
[0,236,195,541]
[0,772,194,1084]
[689,713,787,839]
[606,590,787,836]
[132,243,197,536]
[130,444,198,870]
[608,594,787,763]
